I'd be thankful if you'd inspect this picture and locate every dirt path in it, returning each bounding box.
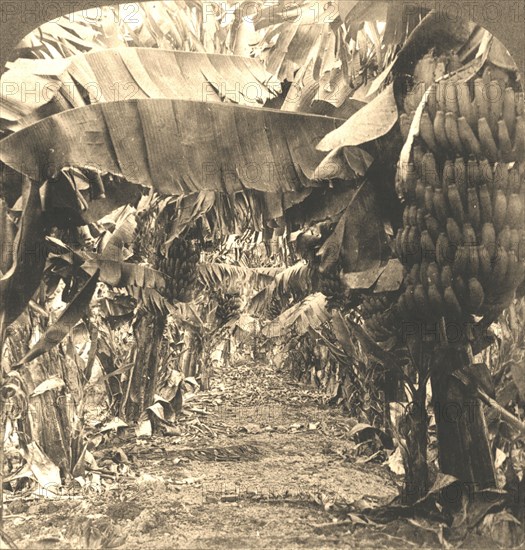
[4,359,403,549]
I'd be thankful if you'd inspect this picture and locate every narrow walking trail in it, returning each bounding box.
[5,357,402,549]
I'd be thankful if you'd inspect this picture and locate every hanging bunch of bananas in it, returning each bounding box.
[268,295,284,319]
[214,290,242,326]
[395,60,525,322]
[359,293,401,344]
[158,237,201,302]
[285,333,317,381]
[294,224,346,305]
[316,268,345,300]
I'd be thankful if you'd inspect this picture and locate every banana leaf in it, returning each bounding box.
[249,261,313,315]
[0,198,16,275]
[0,178,47,336]
[2,48,281,133]
[317,83,398,150]
[13,269,99,368]
[262,292,330,338]
[82,256,168,292]
[318,179,389,273]
[0,99,344,196]
[198,262,276,293]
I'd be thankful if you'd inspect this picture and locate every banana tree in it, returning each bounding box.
[4,0,524,515]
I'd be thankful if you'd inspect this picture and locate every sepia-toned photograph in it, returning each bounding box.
[0,0,524,548]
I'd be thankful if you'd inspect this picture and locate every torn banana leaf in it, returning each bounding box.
[1,48,281,132]
[0,99,344,195]
[13,269,99,367]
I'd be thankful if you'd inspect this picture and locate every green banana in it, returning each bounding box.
[507,194,524,229]
[424,213,440,241]
[426,262,441,289]
[509,165,520,194]
[475,78,489,121]
[415,179,426,208]
[478,117,498,162]
[457,81,476,127]
[452,245,468,276]
[420,111,439,154]
[478,184,493,225]
[502,87,516,138]
[466,245,479,279]
[492,247,508,282]
[424,186,435,213]
[478,244,493,283]
[420,230,436,262]
[467,159,481,189]
[493,190,508,233]
[509,229,520,254]
[434,110,450,151]
[458,116,482,159]
[441,265,453,288]
[497,119,513,162]
[416,208,425,231]
[399,113,411,141]
[433,188,448,224]
[445,81,459,115]
[405,163,417,196]
[513,115,524,162]
[422,152,440,189]
[436,233,451,266]
[446,218,463,251]
[427,83,438,119]
[481,222,497,259]
[497,226,511,250]
[453,274,467,305]
[467,277,485,313]
[408,205,418,226]
[445,112,463,155]
[467,187,481,231]
[413,145,424,177]
[447,183,465,225]
[488,80,504,133]
[493,162,509,196]
[454,157,467,202]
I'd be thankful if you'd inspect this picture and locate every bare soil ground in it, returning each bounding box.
[3,358,421,549]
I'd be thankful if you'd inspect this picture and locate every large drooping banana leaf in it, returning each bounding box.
[317,82,398,150]
[0,99,345,195]
[1,48,281,133]
[317,178,389,273]
[262,292,330,338]
[249,261,313,315]
[0,178,47,337]
[0,197,17,274]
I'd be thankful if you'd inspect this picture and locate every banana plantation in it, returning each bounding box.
[0,1,524,548]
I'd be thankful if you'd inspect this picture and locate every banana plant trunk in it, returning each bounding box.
[404,385,429,504]
[180,329,196,378]
[124,308,167,422]
[432,347,496,493]
[6,313,72,474]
